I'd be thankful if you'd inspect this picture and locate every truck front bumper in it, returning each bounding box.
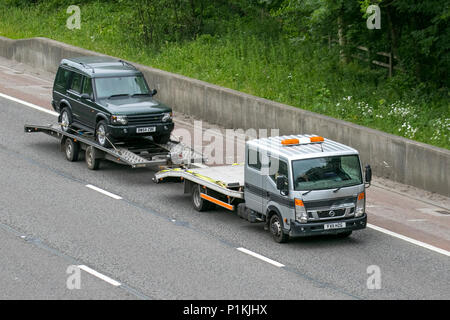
[289,214,367,237]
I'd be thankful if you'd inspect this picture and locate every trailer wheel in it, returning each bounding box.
[85,146,100,170]
[192,185,212,212]
[64,138,80,162]
[269,214,289,243]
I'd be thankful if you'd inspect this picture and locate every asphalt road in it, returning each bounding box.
[0,97,449,300]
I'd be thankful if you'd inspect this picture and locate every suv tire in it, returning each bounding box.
[60,107,73,132]
[96,120,114,148]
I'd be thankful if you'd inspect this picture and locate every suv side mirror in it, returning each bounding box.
[151,89,157,96]
[276,175,289,195]
[80,93,91,100]
[365,165,372,186]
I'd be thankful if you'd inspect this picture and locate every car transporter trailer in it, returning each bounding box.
[24,123,205,170]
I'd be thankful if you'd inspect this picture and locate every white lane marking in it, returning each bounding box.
[3,89,450,257]
[78,265,121,287]
[237,247,285,267]
[86,184,123,200]
[0,92,58,116]
[367,223,450,257]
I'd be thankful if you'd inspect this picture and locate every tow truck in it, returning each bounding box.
[24,123,204,170]
[154,134,372,243]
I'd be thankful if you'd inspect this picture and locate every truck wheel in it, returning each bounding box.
[192,185,212,212]
[60,108,73,132]
[96,120,113,148]
[64,138,80,162]
[269,214,289,243]
[336,231,352,238]
[153,134,170,144]
[85,146,100,170]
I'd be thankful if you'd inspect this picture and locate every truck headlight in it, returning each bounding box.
[111,115,128,125]
[162,112,172,122]
[355,192,365,217]
[295,199,308,223]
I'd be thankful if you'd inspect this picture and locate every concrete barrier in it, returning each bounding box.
[1,36,448,196]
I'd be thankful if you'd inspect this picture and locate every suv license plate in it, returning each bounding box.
[137,127,156,133]
[324,222,346,230]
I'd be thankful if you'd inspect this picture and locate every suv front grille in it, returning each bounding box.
[127,114,164,125]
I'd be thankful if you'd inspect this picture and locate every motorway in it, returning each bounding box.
[0,58,449,300]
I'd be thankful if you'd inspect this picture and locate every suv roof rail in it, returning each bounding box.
[62,60,95,74]
[118,59,137,69]
[79,62,95,73]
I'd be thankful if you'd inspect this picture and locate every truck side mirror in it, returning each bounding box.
[151,89,157,96]
[276,175,289,195]
[365,165,372,186]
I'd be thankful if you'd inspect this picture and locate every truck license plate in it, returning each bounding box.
[137,127,156,133]
[324,222,346,230]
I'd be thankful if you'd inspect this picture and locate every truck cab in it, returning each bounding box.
[244,135,370,242]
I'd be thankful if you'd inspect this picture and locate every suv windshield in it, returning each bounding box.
[95,75,150,99]
[292,155,362,191]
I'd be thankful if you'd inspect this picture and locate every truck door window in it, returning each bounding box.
[269,157,288,182]
[248,148,261,170]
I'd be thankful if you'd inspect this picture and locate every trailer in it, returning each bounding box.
[154,134,372,243]
[24,123,204,170]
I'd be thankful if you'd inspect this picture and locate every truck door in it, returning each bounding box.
[244,147,263,214]
[263,155,290,222]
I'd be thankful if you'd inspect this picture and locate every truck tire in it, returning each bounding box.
[60,107,73,132]
[269,214,289,243]
[85,146,100,170]
[64,138,80,162]
[95,120,113,148]
[192,184,213,212]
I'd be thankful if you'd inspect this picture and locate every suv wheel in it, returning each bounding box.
[60,108,73,132]
[96,120,113,148]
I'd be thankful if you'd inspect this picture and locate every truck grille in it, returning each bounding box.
[303,196,356,210]
[304,196,356,221]
[127,114,164,125]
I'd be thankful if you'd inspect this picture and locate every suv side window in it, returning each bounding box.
[82,76,94,99]
[55,67,71,88]
[69,72,83,93]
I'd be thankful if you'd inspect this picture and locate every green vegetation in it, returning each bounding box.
[0,0,448,148]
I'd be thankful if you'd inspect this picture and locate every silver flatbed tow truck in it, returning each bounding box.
[24,123,204,170]
[154,134,372,243]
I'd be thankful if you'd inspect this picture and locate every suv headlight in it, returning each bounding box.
[295,199,308,223]
[162,112,173,122]
[355,192,365,217]
[111,115,128,125]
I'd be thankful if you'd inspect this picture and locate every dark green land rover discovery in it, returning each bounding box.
[52,56,174,147]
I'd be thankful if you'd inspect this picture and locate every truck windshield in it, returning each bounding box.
[95,75,150,99]
[292,155,362,191]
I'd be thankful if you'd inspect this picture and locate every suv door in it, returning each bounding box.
[66,71,84,124]
[52,67,71,112]
[79,76,96,128]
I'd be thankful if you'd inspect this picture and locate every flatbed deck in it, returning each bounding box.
[25,123,204,169]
